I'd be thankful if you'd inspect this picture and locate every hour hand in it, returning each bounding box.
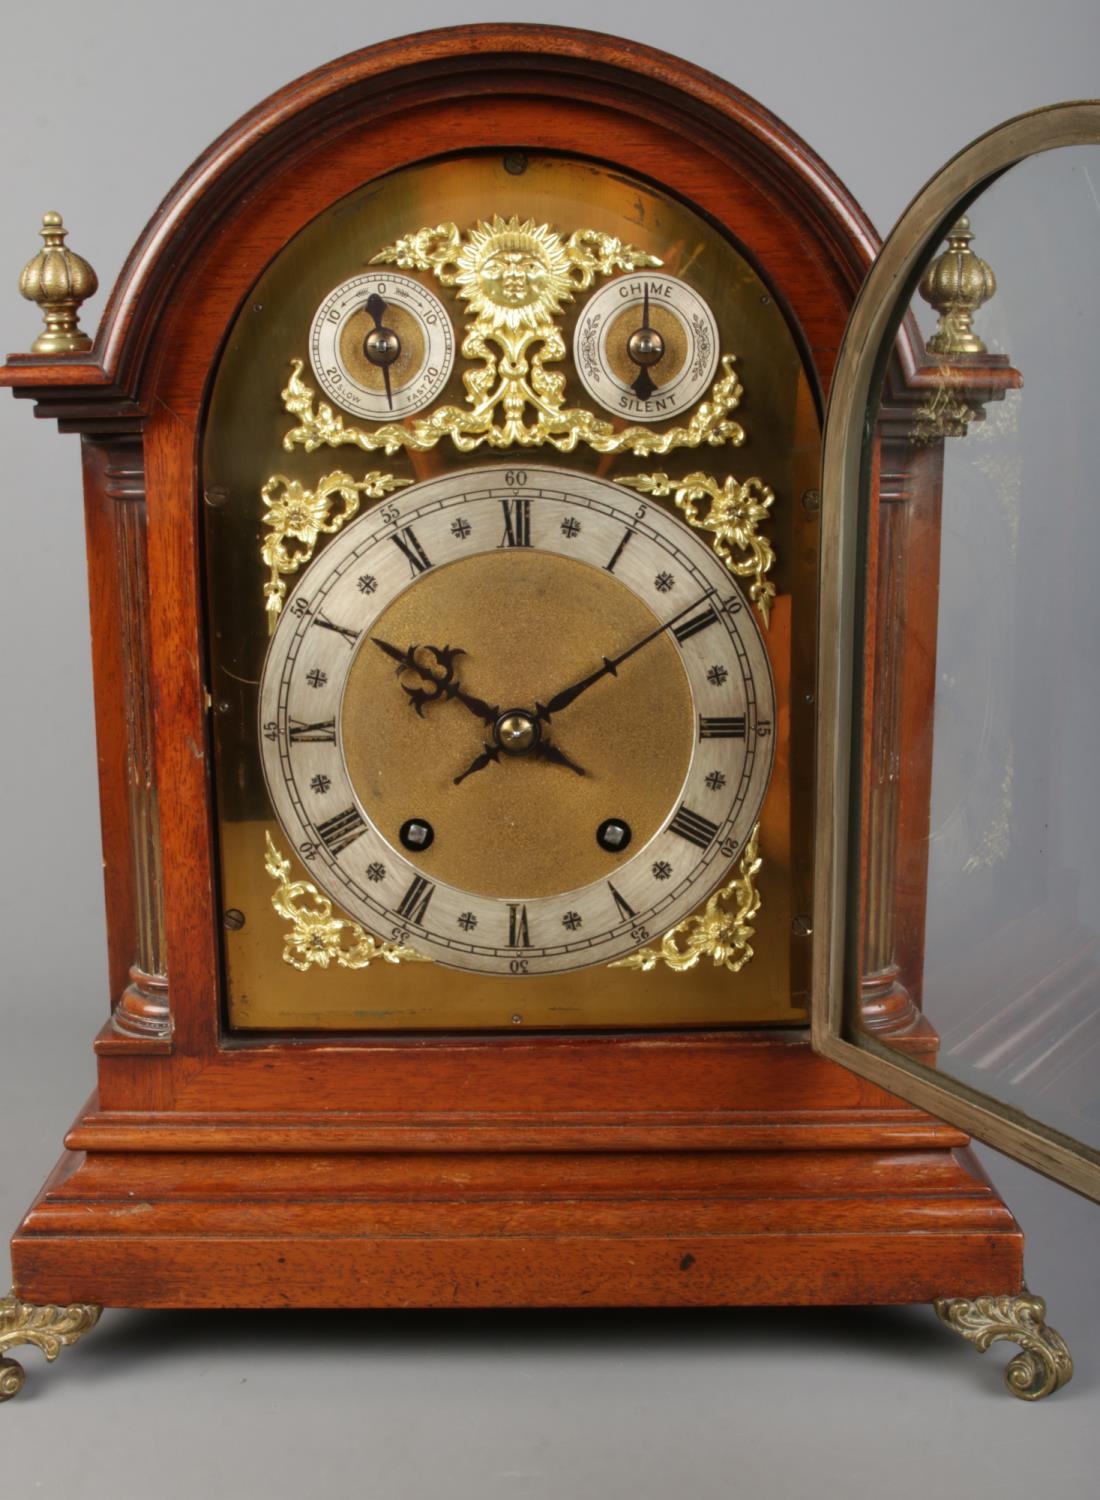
[370,636,498,724]
[453,742,501,785]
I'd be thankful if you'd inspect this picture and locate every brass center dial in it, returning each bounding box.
[341,550,694,899]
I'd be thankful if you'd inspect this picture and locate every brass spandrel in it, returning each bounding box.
[264,833,431,971]
[261,468,411,618]
[617,470,777,627]
[610,823,763,974]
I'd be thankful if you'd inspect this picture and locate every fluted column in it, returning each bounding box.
[104,439,170,1039]
[859,447,921,1035]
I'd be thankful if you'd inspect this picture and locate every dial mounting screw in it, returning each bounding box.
[400,819,435,852]
[597,819,632,853]
[364,327,401,367]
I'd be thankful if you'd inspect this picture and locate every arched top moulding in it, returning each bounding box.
[0,23,879,426]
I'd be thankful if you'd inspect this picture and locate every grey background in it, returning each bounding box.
[1,0,1097,1493]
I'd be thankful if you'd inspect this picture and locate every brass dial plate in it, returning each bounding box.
[202,149,820,1028]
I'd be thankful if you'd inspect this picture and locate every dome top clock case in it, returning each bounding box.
[0,26,1093,1402]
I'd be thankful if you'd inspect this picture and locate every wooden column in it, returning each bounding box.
[89,435,171,1039]
[860,431,933,1035]
[861,344,1022,1040]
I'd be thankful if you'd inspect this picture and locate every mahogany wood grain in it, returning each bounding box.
[14,1145,1021,1309]
[79,437,140,1012]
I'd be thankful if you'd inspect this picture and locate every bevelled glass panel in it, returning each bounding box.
[849,143,1100,1156]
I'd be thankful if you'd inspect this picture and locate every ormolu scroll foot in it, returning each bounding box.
[934,1288,1073,1400]
[0,1293,101,1401]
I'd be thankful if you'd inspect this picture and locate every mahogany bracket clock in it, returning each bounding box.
[2,26,1097,1402]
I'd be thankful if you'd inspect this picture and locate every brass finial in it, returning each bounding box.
[918,216,996,356]
[18,211,98,355]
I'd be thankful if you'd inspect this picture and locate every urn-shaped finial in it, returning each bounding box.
[918,217,997,356]
[18,211,99,355]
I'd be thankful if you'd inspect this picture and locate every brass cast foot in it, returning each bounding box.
[0,1293,101,1401]
[934,1289,1073,1400]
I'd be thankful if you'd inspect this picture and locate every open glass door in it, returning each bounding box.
[815,102,1100,1202]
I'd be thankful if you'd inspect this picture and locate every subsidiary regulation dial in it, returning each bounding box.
[573,272,720,422]
[309,272,455,421]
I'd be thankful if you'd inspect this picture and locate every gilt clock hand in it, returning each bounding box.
[370,636,499,724]
[363,292,401,411]
[627,282,664,402]
[536,591,716,721]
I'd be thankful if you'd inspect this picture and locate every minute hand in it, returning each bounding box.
[536,593,715,721]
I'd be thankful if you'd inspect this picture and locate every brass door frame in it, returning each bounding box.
[814,101,1100,1202]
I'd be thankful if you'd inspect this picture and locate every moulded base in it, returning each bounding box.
[11,1142,1023,1309]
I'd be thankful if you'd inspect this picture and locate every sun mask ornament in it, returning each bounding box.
[453,217,578,331]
